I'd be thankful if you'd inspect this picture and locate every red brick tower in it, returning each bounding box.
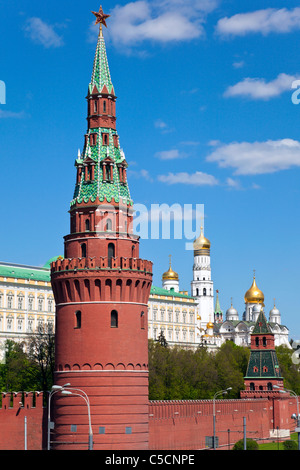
[50,7,152,450]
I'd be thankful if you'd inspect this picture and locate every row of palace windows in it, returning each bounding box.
[74,310,145,329]
[152,326,194,342]
[151,310,194,324]
[0,316,54,333]
[0,294,53,312]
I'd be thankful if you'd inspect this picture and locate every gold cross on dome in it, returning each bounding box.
[92,5,110,27]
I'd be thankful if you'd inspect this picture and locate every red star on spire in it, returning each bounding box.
[91,5,110,28]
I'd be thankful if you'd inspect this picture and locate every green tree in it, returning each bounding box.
[0,340,38,392]
[148,339,169,399]
[26,325,55,393]
[282,439,298,450]
[276,345,300,395]
[232,438,259,450]
[215,342,249,398]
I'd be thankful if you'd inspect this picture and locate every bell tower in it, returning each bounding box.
[50,6,153,450]
[191,225,214,331]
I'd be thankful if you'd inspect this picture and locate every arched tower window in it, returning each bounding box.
[255,337,259,347]
[141,311,145,329]
[108,243,115,268]
[111,310,118,328]
[81,243,87,258]
[263,337,267,347]
[85,219,90,232]
[203,288,206,296]
[106,219,112,231]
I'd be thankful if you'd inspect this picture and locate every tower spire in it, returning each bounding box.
[72,7,131,208]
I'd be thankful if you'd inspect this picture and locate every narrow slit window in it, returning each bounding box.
[75,311,81,329]
[111,310,118,328]
[81,243,87,258]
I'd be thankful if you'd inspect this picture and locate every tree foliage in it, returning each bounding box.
[1,335,299,401]
[0,329,55,393]
[276,345,300,395]
[149,340,250,400]
[232,438,259,450]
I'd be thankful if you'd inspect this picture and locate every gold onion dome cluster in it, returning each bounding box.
[244,275,264,305]
[193,226,211,254]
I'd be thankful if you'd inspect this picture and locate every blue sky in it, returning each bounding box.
[1,0,300,339]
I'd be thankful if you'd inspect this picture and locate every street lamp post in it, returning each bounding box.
[274,385,300,450]
[47,383,71,450]
[61,387,93,450]
[47,383,93,450]
[213,387,232,450]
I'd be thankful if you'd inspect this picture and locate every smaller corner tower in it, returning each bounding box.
[241,308,284,399]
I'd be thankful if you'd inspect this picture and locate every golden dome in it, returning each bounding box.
[193,226,211,252]
[244,273,264,305]
[206,321,214,329]
[162,255,179,281]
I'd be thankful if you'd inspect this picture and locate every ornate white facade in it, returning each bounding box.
[214,274,291,349]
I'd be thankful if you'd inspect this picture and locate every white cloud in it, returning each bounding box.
[206,139,300,175]
[216,7,300,37]
[24,17,64,48]
[158,171,219,185]
[232,60,245,69]
[226,177,242,190]
[90,0,219,48]
[155,149,186,160]
[154,119,174,133]
[128,168,154,182]
[224,73,298,100]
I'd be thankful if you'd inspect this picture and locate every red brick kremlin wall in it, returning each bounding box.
[0,392,297,450]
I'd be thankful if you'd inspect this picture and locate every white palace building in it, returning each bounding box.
[0,225,291,358]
